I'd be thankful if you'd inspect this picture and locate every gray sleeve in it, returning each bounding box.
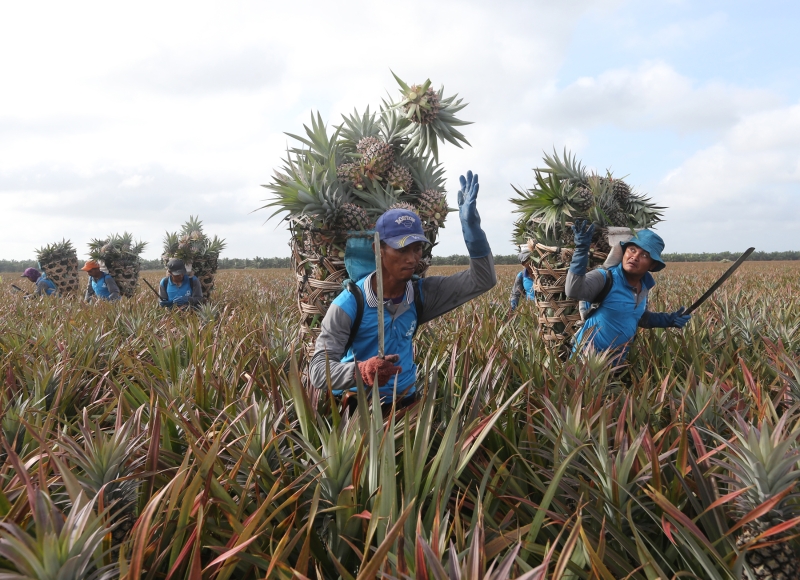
[309,303,358,391]
[418,254,497,324]
[565,269,607,302]
[85,282,95,302]
[159,279,168,301]
[189,278,204,305]
[510,273,523,305]
[106,277,121,301]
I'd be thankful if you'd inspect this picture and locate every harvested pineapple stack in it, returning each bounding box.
[162,216,226,300]
[88,233,147,298]
[261,73,469,355]
[510,150,664,349]
[35,240,80,296]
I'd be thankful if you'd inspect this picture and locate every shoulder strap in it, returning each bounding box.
[343,280,364,355]
[412,279,423,335]
[583,269,614,320]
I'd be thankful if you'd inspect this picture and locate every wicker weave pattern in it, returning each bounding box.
[528,239,608,351]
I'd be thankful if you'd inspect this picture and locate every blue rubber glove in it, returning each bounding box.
[569,219,595,275]
[159,299,172,308]
[645,307,691,329]
[173,295,190,306]
[458,171,491,258]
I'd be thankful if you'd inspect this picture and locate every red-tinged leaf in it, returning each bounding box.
[662,515,676,545]
[128,486,170,580]
[352,510,372,520]
[699,486,753,517]
[727,487,795,536]
[748,515,800,544]
[647,488,714,552]
[165,527,198,580]
[204,535,261,569]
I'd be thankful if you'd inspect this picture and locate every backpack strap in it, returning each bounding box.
[412,279,423,336]
[582,269,614,320]
[343,280,364,355]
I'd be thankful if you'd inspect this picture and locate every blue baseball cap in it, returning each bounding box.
[622,229,666,272]
[375,209,431,249]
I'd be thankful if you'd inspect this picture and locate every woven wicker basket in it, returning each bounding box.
[528,235,608,352]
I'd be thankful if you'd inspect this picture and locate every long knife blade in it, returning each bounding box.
[142,278,162,299]
[685,247,755,315]
[374,231,385,359]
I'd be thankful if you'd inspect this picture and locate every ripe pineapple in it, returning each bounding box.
[608,177,631,205]
[35,239,80,296]
[386,163,414,193]
[417,189,448,229]
[723,417,800,580]
[88,232,147,298]
[389,201,419,214]
[357,137,394,178]
[400,84,441,125]
[338,203,371,231]
[572,185,594,212]
[337,162,366,190]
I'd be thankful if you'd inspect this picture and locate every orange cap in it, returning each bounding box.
[81,260,101,271]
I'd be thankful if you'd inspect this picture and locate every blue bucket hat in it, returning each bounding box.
[622,229,666,272]
[375,209,431,249]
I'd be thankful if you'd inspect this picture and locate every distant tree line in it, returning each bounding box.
[1,251,797,273]
[661,251,800,262]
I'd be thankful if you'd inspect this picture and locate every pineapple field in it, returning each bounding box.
[0,262,799,579]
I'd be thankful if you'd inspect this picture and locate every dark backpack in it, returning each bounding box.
[342,278,424,355]
[579,269,614,321]
[161,276,198,295]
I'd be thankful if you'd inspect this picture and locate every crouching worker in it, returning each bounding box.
[509,249,535,313]
[310,171,497,411]
[20,268,57,297]
[83,261,121,302]
[566,220,690,363]
[159,259,203,309]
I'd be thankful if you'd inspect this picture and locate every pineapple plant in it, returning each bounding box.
[87,232,147,298]
[162,216,226,299]
[510,149,664,349]
[59,413,145,549]
[721,416,800,579]
[260,74,468,353]
[35,239,80,296]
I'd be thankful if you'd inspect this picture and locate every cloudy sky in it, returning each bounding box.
[1,0,798,260]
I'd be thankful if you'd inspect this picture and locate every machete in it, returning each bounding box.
[142,278,162,299]
[685,247,755,315]
[374,231,385,358]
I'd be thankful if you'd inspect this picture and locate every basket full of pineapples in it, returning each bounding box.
[162,216,226,300]
[35,239,80,296]
[260,73,470,355]
[510,149,664,348]
[88,233,147,298]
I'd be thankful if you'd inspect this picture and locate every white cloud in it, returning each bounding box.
[532,61,781,132]
[654,101,800,252]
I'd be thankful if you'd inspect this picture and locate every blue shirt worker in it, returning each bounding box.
[82,261,121,302]
[565,220,690,362]
[159,258,204,309]
[20,268,57,297]
[509,249,536,311]
[310,171,497,406]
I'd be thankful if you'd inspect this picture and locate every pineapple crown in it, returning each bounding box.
[714,413,800,521]
[162,216,226,262]
[88,232,147,263]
